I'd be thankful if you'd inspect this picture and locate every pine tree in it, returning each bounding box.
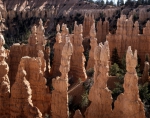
[111,48,121,66]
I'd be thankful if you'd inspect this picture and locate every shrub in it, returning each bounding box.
[86,68,94,77]
[109,63,120,76]
[81,91,89,108]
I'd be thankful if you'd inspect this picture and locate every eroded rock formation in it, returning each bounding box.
[107,15,150,67]
[96,19,109,43]
[51,37,73,118]
[85,41,112,118]
[83,14,94,38]
[86,22,97,70]
[73,110,83,118]
[20,53,51,115]
[0,33,10,117]
[10,59,42,118]
[70,21,87,81]
[51,24,64,78]
[8,19,50,86]
[111,46,145,118]
[141,61,149,84]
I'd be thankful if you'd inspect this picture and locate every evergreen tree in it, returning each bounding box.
[111,48,121,66]
[109,63,120,76]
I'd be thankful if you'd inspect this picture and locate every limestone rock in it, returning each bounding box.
[51,37,73,118]
[61,23,69,44]
[86,22,97,70]
[0,11,7,32]
[8,23,50,86]
[96,19,109,43]
[70,21,87,81]
[83,14,94,38]
[0,37,10,117]
[44,46,51,78]
[10,60,42,118]
[141,61,149,84]
[73,110,83,118]
[85,41,112,118]
[50,24,64,78]
[106,15,150,68]
[37,19,46,46]
[20,54,51,115]
[111,46,145,118]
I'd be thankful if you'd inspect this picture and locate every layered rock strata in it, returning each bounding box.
[107,15,150,67]
[51,37,73,118]
[50,24,66,78]
[83,14,94,38]
[10,59,42,118]
[19,53,51,115]
[96,19,109,43]
[85,41,112,118]
[70,21,87,81]
[8,19,49,86]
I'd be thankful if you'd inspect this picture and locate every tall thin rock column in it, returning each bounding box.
[51,24,64,77]
[0,33,10,117]
[96,19,109,43]
[83,14,94,38]
[86,22,97,70]
[51,37,73,118]
[10,59,42,118]
[70,21,87,81]
[111,46,145,118]
[141,61,149,84]
[85,41,112,118]
[36,19,46,51]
